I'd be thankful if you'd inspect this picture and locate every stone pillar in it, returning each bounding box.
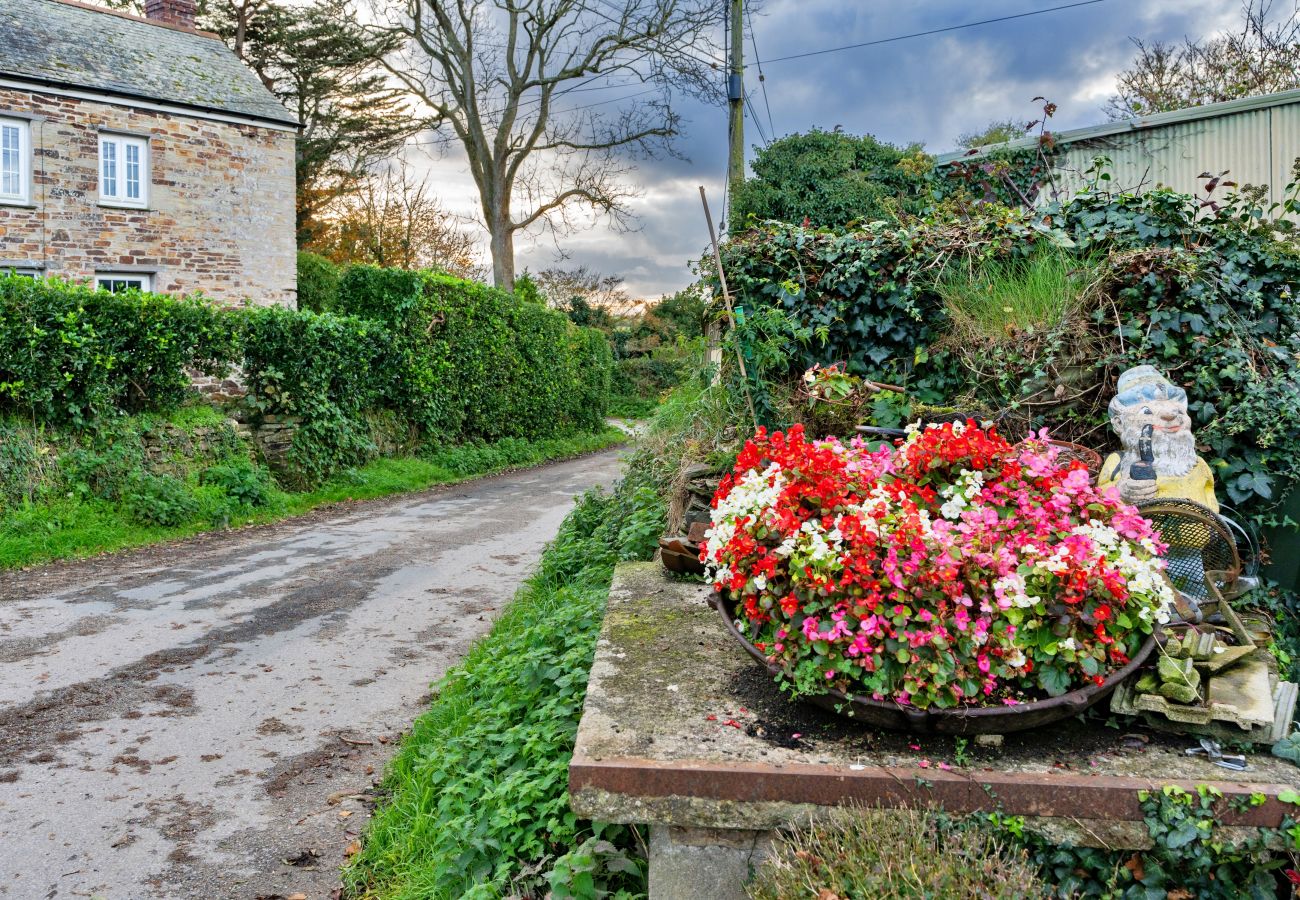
[648,826,771,900]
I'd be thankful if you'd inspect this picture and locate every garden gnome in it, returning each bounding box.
[1098,366,1218,512]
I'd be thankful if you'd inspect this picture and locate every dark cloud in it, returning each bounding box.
[423,0,1243,297]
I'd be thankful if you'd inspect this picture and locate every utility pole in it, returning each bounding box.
[726,0,744,224]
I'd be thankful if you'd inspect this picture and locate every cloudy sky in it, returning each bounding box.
[410,0,1244,298]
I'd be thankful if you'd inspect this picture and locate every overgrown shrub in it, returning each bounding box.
[200,461,272,508]
[124,472,199,527]
[747,807,1045,900]
[719,181,1300,525]
[296,251,340,313]
[0,275,237,426]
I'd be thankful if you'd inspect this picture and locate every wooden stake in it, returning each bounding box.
[699,185,759,430]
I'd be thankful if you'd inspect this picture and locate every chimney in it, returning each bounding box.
[144,0,196,29]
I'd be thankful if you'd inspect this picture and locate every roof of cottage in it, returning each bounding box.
[0,0,299,128]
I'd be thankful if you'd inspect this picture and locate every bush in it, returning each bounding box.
[338,266,614,442]
[0,275,238,426]
[125,472,199,527]
[719,182,1300,525]
[200,461,272,508]
[731,129,928,229]
[296,251,340,313]
[747,807,1045,900]
[1,266,614,488]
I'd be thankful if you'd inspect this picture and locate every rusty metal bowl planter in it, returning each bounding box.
[709,592,1157,735]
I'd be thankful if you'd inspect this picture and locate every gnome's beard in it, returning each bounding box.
[1117,423,1197,478]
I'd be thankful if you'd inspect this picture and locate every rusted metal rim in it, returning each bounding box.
[709,593,1157,735]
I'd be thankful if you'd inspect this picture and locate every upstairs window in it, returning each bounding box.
[99,134,148,208]
[95,272,151,293]
[0,117,30,204]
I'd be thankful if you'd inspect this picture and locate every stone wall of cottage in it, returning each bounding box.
[0,87,296,306]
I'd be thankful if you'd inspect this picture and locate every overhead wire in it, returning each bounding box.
[744,3,776,143]
[757,0,1106,65]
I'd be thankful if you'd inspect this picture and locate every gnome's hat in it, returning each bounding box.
[1109,365,1186,422]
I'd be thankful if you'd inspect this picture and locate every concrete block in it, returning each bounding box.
[649,826,770,900]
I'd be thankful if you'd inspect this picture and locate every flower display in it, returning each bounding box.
[702,421,1174,710]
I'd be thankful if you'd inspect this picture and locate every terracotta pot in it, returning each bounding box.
[709,593,1157,735]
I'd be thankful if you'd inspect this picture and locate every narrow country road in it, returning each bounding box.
[0,450,625,900]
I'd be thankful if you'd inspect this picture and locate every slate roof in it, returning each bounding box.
[0,0,298,127]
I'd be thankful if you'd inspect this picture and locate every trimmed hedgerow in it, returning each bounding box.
[0,268,614,486]
[238,304,398,487]
[296,251,341,313]
[338,266,614,443]
[0,274,237,427]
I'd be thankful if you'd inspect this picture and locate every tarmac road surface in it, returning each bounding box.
[0,449,624,899]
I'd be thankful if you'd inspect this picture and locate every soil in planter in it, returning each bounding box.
[727,662,1196,768]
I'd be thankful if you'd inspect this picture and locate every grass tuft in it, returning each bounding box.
[747,806,1045,900]
[934,250,1100,341]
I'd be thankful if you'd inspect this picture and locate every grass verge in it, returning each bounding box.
[0,427,626,570]
[343,465,664,899]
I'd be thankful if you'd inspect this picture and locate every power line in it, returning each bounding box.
[758,0,1106,65]
[410,84,664,148]
[744,92,770,145]
[744,4,776,142]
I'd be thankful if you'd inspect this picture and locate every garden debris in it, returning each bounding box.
[282,849,320,867]
[1184,738,1247,771]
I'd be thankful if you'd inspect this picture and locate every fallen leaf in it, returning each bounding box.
[338,810,353,818]
[344,840,362,858]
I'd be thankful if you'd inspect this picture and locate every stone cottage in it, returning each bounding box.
[0,0,299,305]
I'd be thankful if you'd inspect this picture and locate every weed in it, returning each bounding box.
[747,806,1044,900]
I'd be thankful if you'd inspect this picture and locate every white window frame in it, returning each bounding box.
[94,272,152,293]
[98,133,149,209]
[0,116,31,205]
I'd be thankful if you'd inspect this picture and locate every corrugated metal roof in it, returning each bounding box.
[936,88,1300,165]
[0,0,298,127]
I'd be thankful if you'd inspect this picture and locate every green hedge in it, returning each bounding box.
[238,305,399,486]
[296,251,340,313]
[339,266,613,442]
[0,275,237,427]
[0,268,613,486]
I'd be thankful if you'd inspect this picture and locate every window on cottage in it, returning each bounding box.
[94,273,151,293]
[99,134,148,207]
[0,117,30,204]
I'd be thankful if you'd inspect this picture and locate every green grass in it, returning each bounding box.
[606,394,660,419]
[0,427,626,570]
[343,480,660,899]
[934,250,1099,340]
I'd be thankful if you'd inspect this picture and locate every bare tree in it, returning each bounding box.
[1107,0,1300,119]
[317,162,480,275]
[377,0,721,290]
[533,265,629,308]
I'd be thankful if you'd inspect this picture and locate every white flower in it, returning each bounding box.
[1059,637,1077,651]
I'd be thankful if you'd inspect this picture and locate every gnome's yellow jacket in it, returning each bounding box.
[1098,454,1219,512]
